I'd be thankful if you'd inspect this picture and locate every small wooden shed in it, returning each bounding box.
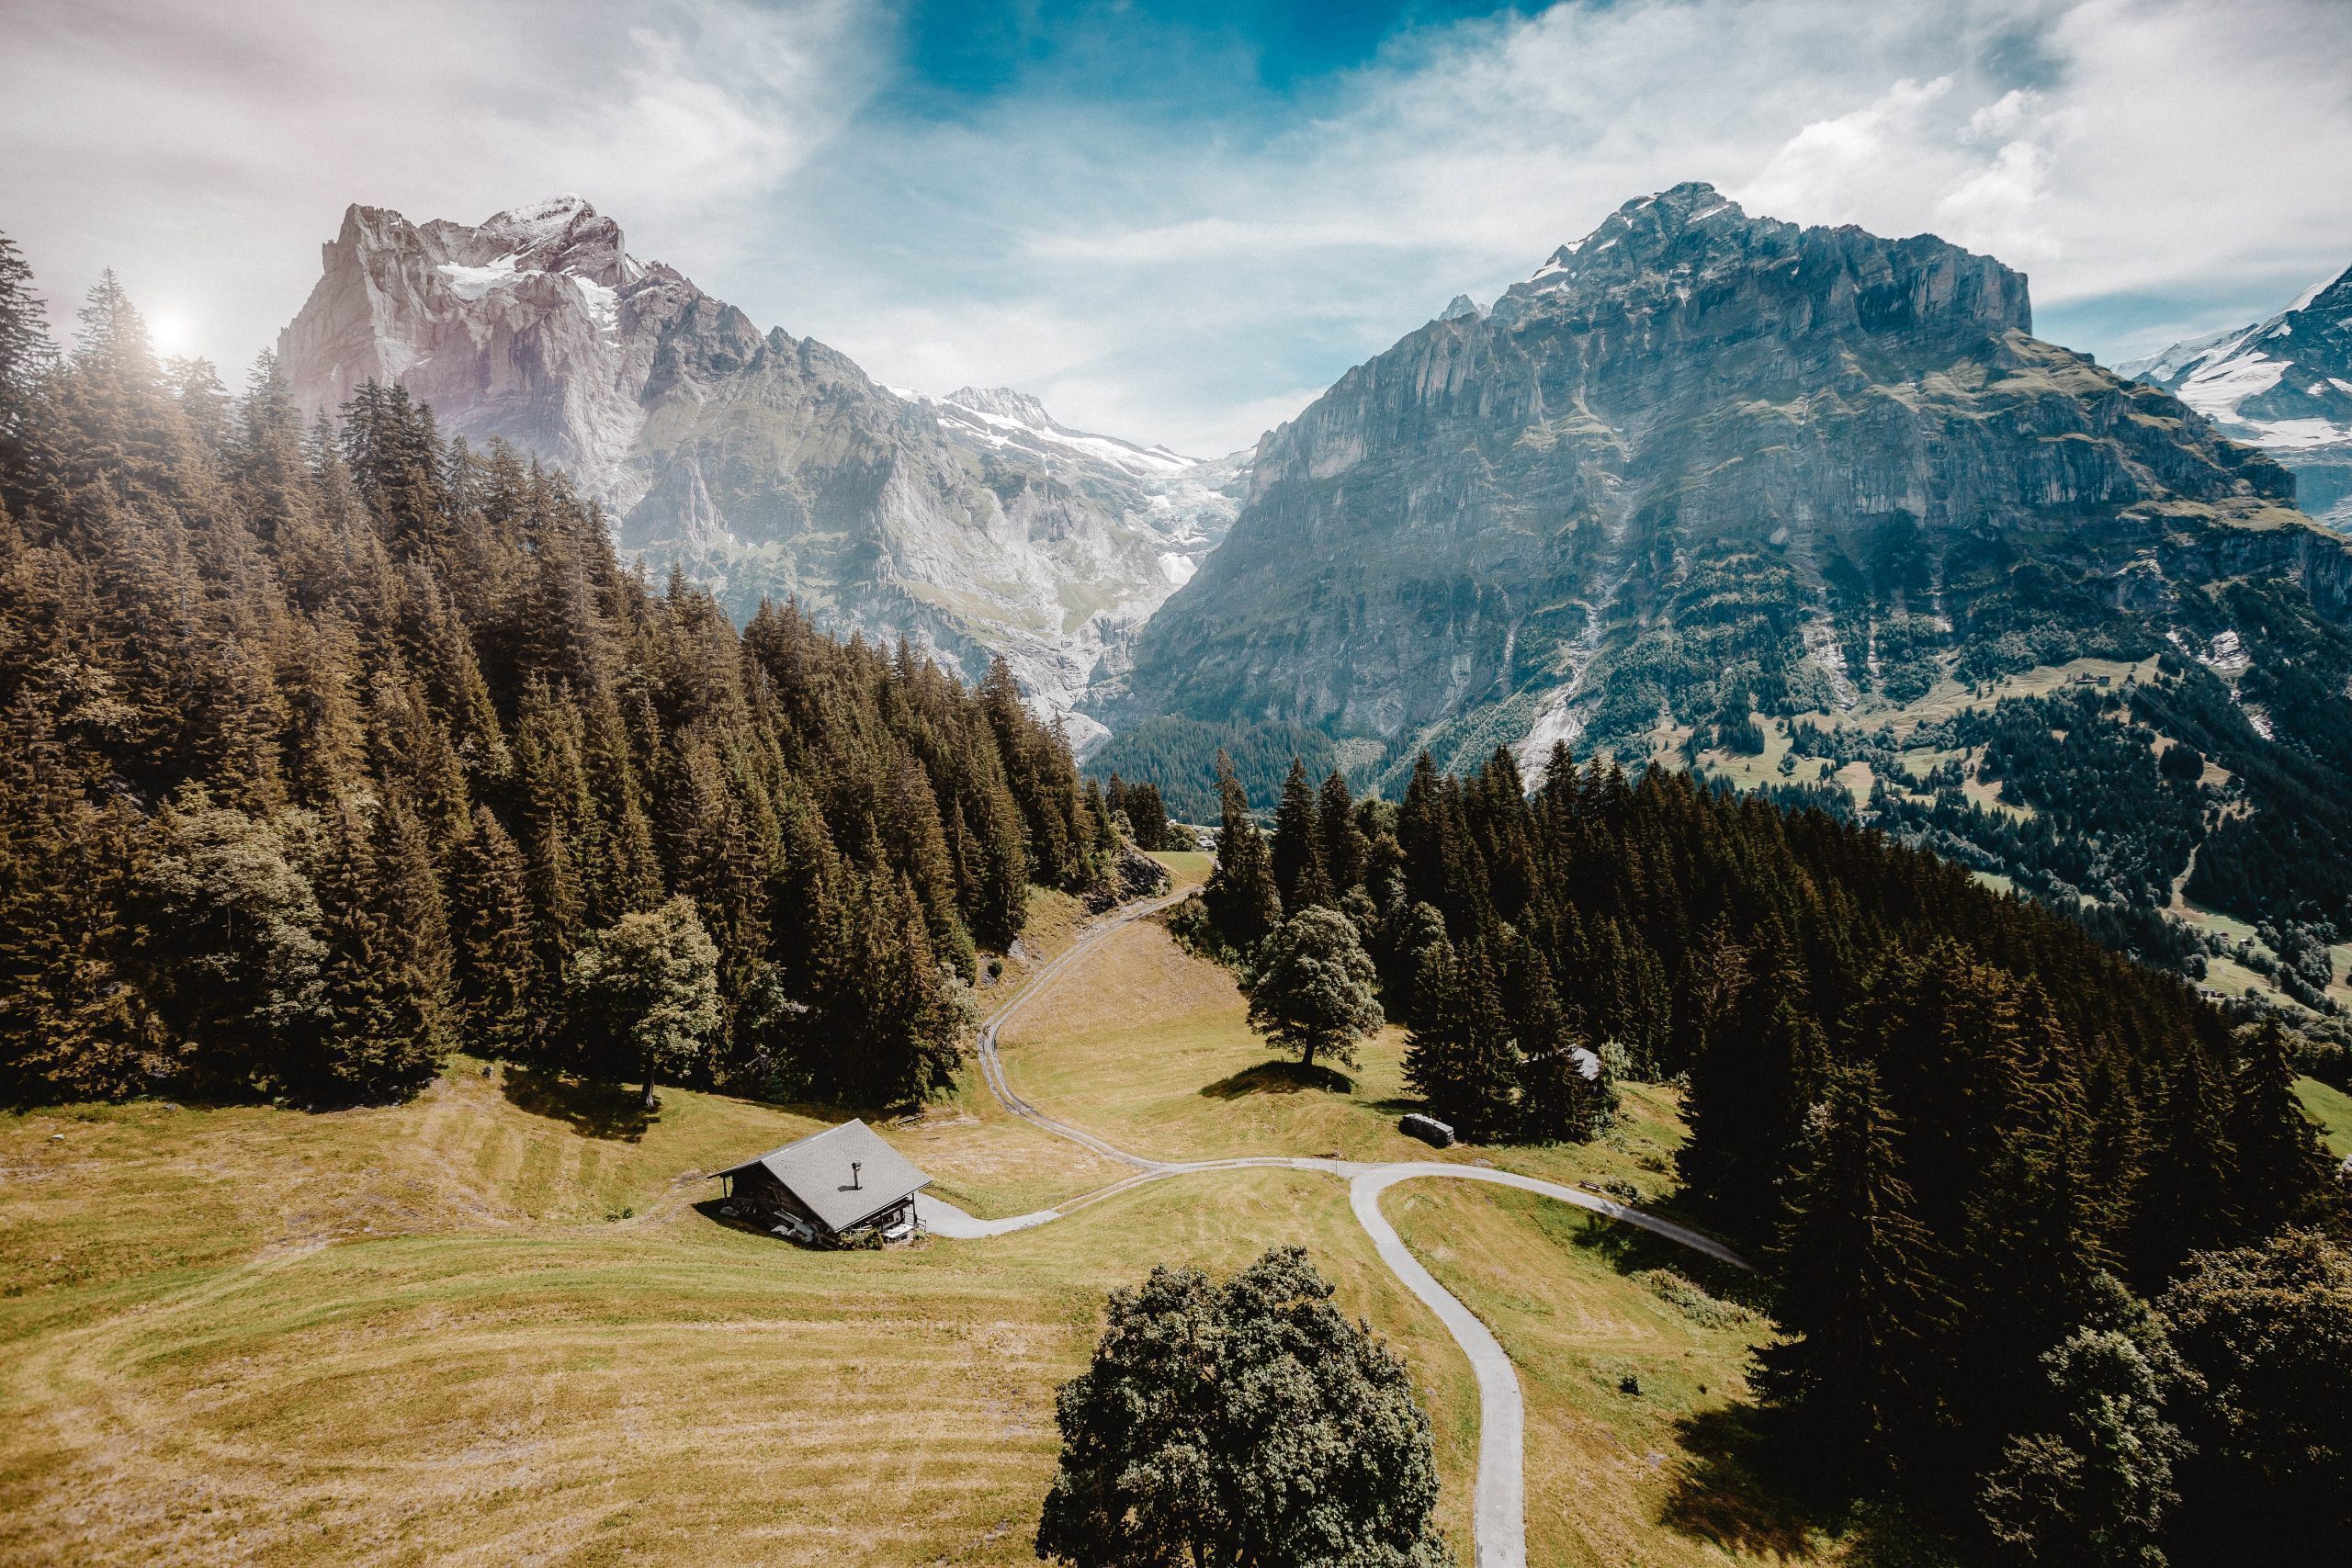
[715,1120,930,1244]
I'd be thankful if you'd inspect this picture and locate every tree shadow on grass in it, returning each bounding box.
[1199,1059,1355,1099]
[1661,1404,1951,1566]
[1566,1212,1773,1310]
[501,1065,652,1142]
[1660,1404,1838,1560]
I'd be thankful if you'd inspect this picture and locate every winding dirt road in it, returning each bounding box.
[922,888,1750,1568]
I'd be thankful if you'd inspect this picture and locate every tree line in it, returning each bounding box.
[0,241,1116,1111]
[1179,739,2348,1560]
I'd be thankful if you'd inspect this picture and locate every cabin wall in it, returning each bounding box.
[729,1168,820,1228]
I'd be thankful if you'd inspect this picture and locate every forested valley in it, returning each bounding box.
[0,238,1119,1113]
[1183,745,2350,1561]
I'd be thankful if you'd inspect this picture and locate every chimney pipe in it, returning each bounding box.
[850,1160,863,1190]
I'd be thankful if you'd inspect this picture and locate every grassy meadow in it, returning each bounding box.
[1,857,1834,1566]
[994,912,1701,1206]
[1387,1181,1818,1567]
[0,1097,1474,1565]
[2296,1075,2352,1159]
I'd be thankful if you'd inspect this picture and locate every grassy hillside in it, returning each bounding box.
[3,863,1837,1566]
[1386,1182,1822,1567]
[2297,1076,2352,1158]
[996,912,1700,1207]
[0,1118,1473,1565]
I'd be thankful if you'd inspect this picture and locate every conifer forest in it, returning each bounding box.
[9,10,2352,1559]
[0,243,1114,1113]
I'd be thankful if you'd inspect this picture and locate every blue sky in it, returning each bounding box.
[4,1,2350,453]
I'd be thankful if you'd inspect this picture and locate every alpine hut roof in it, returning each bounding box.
[716,1120,931,1234]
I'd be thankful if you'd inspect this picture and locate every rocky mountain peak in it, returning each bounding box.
[1493,179,2030,344]
[278,194,1244,740]
[1441,293,1483,321]
[944,385,1061,432]
[1116,183,2311,783]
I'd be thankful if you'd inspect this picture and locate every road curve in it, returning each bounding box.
[952,886,1750,1568]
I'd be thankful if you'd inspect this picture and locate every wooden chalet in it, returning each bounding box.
[715,1120,930,1245]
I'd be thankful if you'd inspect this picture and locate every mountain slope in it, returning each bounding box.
[1102,183,2352,966]
[2121,263,2352,531]
[1109,183,2338,765]
[277,196,1240,737]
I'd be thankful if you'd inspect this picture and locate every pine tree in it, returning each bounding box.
[1203,750,1282,949]
[1757,1062,1952,1481]
[0,229,53,504]
[1679,941,1827,1238]
[1270,758,1330,909]
[2225,1018,2331,1235]
[1317,770,1368,893]
[453,807,537,1057]
[0,700,170,1100]
[311,796,448,1101]
[2132,1043,2240,1280]
[1125,778,1169,852]
[1403,942,1521,1140]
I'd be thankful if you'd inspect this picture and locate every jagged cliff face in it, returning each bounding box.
[1107,182,2338,782]
[2123,264,2352,531]
[277,197,1241,739]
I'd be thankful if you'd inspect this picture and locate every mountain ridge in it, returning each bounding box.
[1103,180,2322,774]
[277,196,1245,740]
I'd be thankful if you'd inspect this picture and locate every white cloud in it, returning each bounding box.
[0,0,879,373]
[3,0,2348,456]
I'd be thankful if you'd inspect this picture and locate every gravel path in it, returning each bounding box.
[944,887,1750,1568]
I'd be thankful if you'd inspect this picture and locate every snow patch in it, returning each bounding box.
[1158,551,1197,588]
[436,254,521,300]
[570,274,618,335]
[2176,350,2290,422]
[2289,265,2348,314]
[934,393,1197,479]
[2247,416,2352,450]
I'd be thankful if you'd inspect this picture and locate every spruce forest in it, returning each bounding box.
[0,241,1116,1113]
[1189,747,2347,1556]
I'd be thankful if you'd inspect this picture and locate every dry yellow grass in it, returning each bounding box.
[1386,1182,1836,1567]
[1148,850,1215,890]
[2,871,1775,1567]
[995,914,1705,1204]
[0,1135,1478,1567]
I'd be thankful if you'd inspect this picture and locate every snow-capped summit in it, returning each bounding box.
[927,384,1201,480]
[2126,262,2352,529]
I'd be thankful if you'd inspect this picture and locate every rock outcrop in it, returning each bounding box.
[1105,182,2340,784]
[2122,264,2352,532]
[277,197,1242,739]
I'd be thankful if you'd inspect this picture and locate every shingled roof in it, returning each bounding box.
[717,1120,931,1234]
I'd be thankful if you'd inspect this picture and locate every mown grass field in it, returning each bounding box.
[0,1104,1476,1566]
[995,913,1701,1204]
[1386,1182,1825,1567]
[2,858,1826,1566]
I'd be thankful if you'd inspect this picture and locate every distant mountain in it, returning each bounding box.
[2120,264,2352,531]
[1107,182,2339,776]
[277,196,1242,739]
[1098,183,2352,978]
